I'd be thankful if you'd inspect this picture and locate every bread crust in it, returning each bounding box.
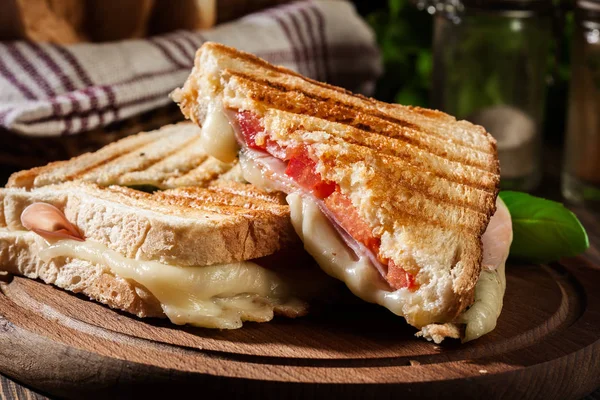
[174,42,501,324]
[1,182,297,266]
[416,323,462,344]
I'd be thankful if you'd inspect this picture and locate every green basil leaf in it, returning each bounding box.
[499,191,589,263]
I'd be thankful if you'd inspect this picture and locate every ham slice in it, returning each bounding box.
[481,197,512,270]
[20,203,84,242]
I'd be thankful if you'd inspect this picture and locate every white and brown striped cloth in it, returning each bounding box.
[0,0,381,137]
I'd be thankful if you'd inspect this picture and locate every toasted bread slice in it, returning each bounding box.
[172,42,501,329]
[0,181,294,266]
[7,122,239,190]
[0,181,309,328]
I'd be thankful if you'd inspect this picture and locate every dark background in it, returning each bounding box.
[357,0,573,147]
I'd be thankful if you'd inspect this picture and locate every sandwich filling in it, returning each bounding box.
[38,238,305,329]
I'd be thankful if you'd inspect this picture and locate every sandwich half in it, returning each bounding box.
[0,181,317,329]
[1,123,326,329]
[172,42,513,342]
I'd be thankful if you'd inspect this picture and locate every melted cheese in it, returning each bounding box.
[38,240,301,329]
[287,193,410,313]
[240,151,271,188]
[458,263,506,341]
[200,101,238,163]
[457,198,511,342]
[287,193,508,342]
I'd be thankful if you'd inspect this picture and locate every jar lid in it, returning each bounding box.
[419,0,555,15]
[575,0,600,21]
[459,0,553,12]
[577,0,600,11]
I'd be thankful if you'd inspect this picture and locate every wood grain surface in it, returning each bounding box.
[0,379,47,400]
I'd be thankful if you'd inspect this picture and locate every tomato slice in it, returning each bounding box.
[285,147,336,199]
[236,111,264,150]
[236,111,286,158]
[324,191,380,252]
[387,260,416,290]
[325,191,416,290]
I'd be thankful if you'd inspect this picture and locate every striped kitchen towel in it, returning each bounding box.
[0,0,381,137]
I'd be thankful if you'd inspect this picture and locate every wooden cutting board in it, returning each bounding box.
[2,205,600,400]
[1,256,599,400]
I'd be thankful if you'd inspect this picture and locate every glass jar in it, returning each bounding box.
[562,0,600,207]
[430,0,553,191]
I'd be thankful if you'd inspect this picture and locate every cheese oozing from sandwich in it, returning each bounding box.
[288,193,511,342]
[200,101,238,163]
[37,238,304,329]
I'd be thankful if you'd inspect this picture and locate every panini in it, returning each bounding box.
[172,42,512,341]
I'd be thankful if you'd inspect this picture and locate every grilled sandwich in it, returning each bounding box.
[1,123,326,329]
[172,42,513,342]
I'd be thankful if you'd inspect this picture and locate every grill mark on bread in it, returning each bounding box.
[231,71,427,126]
[154,193,266,218]
[167,157,235,188]
[80,132,198,185]
[375,204,486,237]
[339,138,498,193]
[154,190,285,219]
[119,136,210,187]
[67,145,147,182]
[225,70,494,155]
[266,113,499,192]
[165,186,287,212]
[344,189,486,235]
[319,150,494,215]
[104,184,245,220]
[227,73,496,173]
[50,132,164,184]
[208,181,288,205]
[120,135,200,181]
[105,185,154,201]
[207,42,356,98]
[7,160,69,189]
